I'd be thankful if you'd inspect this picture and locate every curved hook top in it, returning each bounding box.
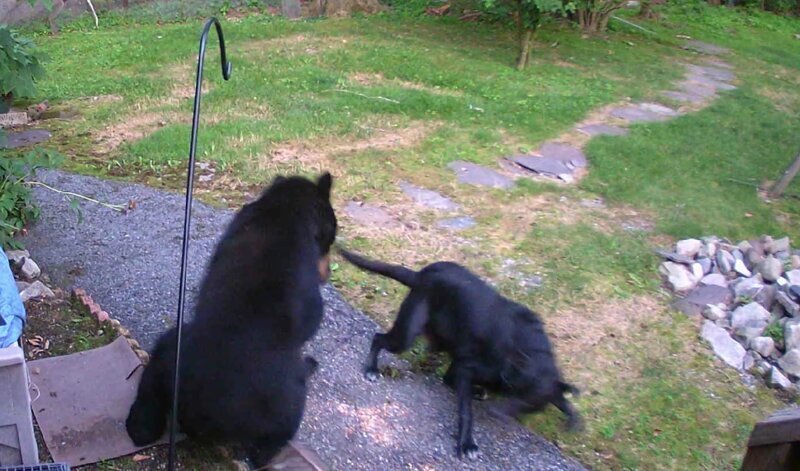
[202,17,233,81]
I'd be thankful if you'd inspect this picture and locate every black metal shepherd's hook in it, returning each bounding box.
[168,17,232,471]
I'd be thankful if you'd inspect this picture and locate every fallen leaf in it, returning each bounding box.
[132,454,151,462]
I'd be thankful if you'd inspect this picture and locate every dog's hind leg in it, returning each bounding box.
[451,362,479,459]
[553,395,583,431]
[364,290,429,381]
[443,366,489,400]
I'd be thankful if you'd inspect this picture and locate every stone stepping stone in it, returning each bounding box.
[638,102,680,116]
[661,90,707,104]
[610,104,674,123]
[436,216,476,231]
[344,201,400,227]
[399,181,460,211]
[685,73,736,91]
[687,64,736,83]
[510,155,572,177]
[577,123,629,137]
[703,58,733,70]
[447,161,514,189]
[1,129,52,149]
[682,40,729,56]
[536,142,587,168]
[498,158,533,176]
[678,80,718,98]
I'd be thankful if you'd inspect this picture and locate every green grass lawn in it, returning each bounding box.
[13,2,800,470]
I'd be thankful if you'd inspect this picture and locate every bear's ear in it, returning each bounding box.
[316,172,332,200]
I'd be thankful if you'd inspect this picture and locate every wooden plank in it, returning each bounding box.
[748,407,800,447]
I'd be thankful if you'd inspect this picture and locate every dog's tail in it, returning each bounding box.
[560,381,580,398]
[337,247,419,287]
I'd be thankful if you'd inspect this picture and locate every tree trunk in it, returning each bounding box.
[577,9,605,33]
[599,14,610,32]
[516,29,534,70]
[313,0,384,17]
[638,0,653,18]
[769,151,800,198]
[47,0,66,35]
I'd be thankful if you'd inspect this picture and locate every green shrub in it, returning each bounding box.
[0,148,61,249]
[0,25,47,100]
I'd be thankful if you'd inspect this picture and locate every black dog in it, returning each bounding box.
[338,247,581,459]
[126,173,337,468]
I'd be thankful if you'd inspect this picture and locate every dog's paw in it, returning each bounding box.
[565,414,584,432]
[364,369,380,382]
[458,442,480,460]
[231,460,250,471]
[472,386,489,401]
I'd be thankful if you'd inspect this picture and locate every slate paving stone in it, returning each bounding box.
[609,105,672,123]
[687,64,736,82]
[678,80,719,98]
[399,181,460,211]
[436,216,477,231]
[685,73,736,91]
[537,142,587,168]
[661,90,707,104]
[447,161,514,189]
[638,102,679,116]
[576,123,629,136]
[510,155,572,176]
[2,129,52,148]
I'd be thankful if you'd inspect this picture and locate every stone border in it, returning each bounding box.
[71,288,150,364]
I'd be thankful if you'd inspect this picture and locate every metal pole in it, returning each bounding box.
[168,17,232,471]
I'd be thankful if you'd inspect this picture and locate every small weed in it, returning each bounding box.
[765,322,784,345]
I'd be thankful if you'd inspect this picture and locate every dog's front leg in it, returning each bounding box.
[453,366,479,459]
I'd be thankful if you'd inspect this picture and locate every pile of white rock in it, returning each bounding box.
[5,249,56,303]
[657,236,800,391]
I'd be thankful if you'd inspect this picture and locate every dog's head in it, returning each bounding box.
[256,172,337,282]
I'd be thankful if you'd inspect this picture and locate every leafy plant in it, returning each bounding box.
[0,148,61,249]
[765,322,784,345]
[0,25,47,100]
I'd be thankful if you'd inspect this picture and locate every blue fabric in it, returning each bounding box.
[0,250,25,347]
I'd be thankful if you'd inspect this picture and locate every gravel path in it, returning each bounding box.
[24,170,586,471]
